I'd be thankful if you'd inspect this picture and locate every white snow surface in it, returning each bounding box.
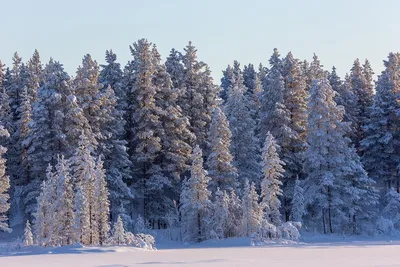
[1,233,400,267]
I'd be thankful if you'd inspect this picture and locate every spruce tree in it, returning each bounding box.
[224,74,260,187]
[127,39,165,222]
[27,49,43,104]
[243,63,258,97]
[94,158,110,245]
[280,52,308,219]
[165,48,185,90]
[241,179,262,236]
[180,42,219,151]
[304,77,377,233]
[206,107,238,193]
[180,145,212,242]
[111,215,126,245]
[361,53,400,193]
[291,178,305,223]
[0,125,10,232]
[260,132,284,226]
[54,155,75,245]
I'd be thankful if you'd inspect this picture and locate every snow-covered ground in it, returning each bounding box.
[2,234,400,267]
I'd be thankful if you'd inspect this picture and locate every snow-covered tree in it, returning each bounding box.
[74,186,90,245]
[111,215,126,245]
[226,190,242,237]
[94,158,110,244]
[361,53,400,193]
[73,54,107,151]
[224,75,260,187]
[206,107,238,193]
[99,50,126,112]
[180,145,212,242]
[24,220,34,246]
[165,48,185,90]
[127,39,165,222]
[0,125,10,232]
[210,188,229,239]
[54,155,75,245]
[349,58,374,149]
[243,63,258,97]
[290,178,305,223]
[27,49,43,104]
[304,77,377,234]
[180,42,219,151]
[260,132,284,226]
[241,179,262,236]
[25,60,92,217]
[33,164,57,246]
[70,134,97,245]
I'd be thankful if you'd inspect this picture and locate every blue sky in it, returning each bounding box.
[1,0,399,81]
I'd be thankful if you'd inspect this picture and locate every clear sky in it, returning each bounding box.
[1,0,399,81]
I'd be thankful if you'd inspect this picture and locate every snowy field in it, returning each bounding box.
[2,236,400,267]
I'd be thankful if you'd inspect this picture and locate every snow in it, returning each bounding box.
[2,235,400,267]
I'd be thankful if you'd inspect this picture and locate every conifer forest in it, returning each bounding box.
[1,39,400,246]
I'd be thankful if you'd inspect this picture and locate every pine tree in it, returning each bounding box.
[260,132,284,226]
[34,164,58,246]
[304,76,377,233]
[280,52,308,219]
[224,74,260,187]
[94,158,110,245]
[74,186,90,245]
[99,50,126,112]
[0,125,10,232]
[329,68,358,136]
[127,39,165,222]
[361,53,400,193]
[206,107,238,193]
[34,180,47,245]
[0,67,13,136]
[180,42,219,151]
[226,190,242,237]
[24,220,34,246]
[70,133,98,245]
[180,145,212,242]
[27,49,43,104]
[165,48,185,90]
[153,48,195,221]
[243,63,258,97]
[54,155,75,245]
[73,54,106,151]
[211,188,229,239]
[291,178,305,223]
[241,179,262,236]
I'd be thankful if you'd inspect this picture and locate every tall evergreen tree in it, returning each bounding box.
[243,63,258,97]
[206,107,238,193]
[180,42,219,151]
[180,145,212,242]
[165,48,185,90]
[127,39,165,222]
[224,74,260,187]
[361,53,400,193]
[260,132,284,226]
[0,125,10,232]
[27,49,43,104]
[304,77,377,234]
[54,156,75,245]
[241,179,262,236]
[349,58,374,150]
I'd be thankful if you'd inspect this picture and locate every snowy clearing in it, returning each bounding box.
[2,238,400,267]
